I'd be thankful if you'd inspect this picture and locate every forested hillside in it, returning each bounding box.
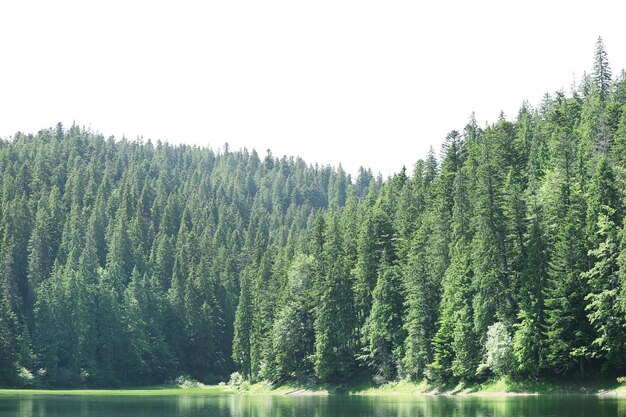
[2,38,626,388]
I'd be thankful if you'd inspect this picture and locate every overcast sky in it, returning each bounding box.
[1,1,625,176]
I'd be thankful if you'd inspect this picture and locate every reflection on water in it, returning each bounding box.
[0,393,624,417]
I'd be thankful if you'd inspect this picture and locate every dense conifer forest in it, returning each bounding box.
[1,38,626,388]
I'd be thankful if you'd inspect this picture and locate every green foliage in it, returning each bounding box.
[362,254,405,381]
[513,309,543,379]
[0,295,22,386]
[593,37,612,101]
[271,255,316,380]
[314,213,356,381]
[402,222,440,380]
[233,269,254,380]
[0,126,351,387]
[584,209,626,369]
[479,322,514,378]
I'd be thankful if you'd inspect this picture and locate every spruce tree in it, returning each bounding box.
[592,37,612,101]
[314,213,356,381]
[363,252,405,380]
[233,268,254,381]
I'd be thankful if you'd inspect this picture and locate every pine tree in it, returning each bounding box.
[402,223,438,380]
[472,122,514,337]
[513,188,548,379]
[233,268,254,381]
[584,209,626,369]
[93,268,124,386]
[271,255,316,380]
[592,37,612,101]
[585,157,620,248]
[542,92,593,376]
[353,213,379,328]
[314,213,356,381]
[363,252,405,380]
[0,294,21,386]
[429,164,477,381]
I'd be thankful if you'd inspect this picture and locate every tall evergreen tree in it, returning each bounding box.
[593,37,612,101]
[314,213,356,381]
[363,252,405,380]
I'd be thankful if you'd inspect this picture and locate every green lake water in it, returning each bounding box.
[1,393,625,417]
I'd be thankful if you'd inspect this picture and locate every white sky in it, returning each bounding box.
[1,1,625,177]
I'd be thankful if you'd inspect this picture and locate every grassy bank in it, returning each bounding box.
[341,378,626,397]
[231,375,626,397]
[253,376,626,397]
[0,385,234,396]
[1,377,625,397]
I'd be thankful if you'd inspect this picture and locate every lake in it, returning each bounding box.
[0,393,624,417]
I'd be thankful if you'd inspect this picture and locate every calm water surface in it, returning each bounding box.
[1,393,625,417]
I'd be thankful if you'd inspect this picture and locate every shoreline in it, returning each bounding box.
[1,378,625,398]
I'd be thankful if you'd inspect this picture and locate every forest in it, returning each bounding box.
[1,38,626,388]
